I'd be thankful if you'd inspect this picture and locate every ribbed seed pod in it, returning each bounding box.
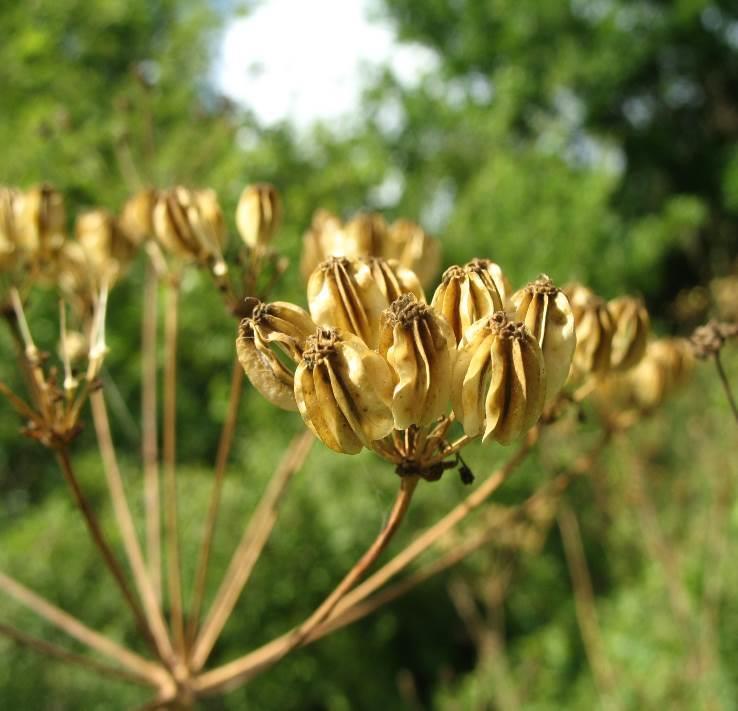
[153,187,227,269]
[119,189,157,245]
[564,284,615,378]
[236,183,282,249]
[76,209,137,286]
[0,187,21,268]
[387,219,441,287]
[344,212,387,257]
[236,299,318,411]
[294,327,394,454]
[16,184,66,257]
[608,296,650,372]
[431,259,508,343]
[299,209,344,279]
[511,275,576,406]
[307,256,387,347]
[362,257,425,303]
[378,293,455,429]
[452,312,545,444]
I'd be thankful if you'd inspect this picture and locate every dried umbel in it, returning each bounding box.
[236,183,282,249]
[236,299,317,411]
[76,209,137,287]
[307,256,387,348]
[452,312,545,444]
[294,327,394,454]
[608,296,650,372]
[362,256,425,304]
[564,283,615,379]
[119,189,157,245]
[378,293,455,429]
[431,259,509,343]
[16,184,67,260]
[511,276,576,407]
[153,187,227,272]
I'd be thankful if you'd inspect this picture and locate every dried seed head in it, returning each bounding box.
[563,283,615,378]
[511,275,576,406]
[431,259,509,343]
[294,327,394,454]
[236,183,282,249]
[76,209,137,287]
[307,256,388,347]
[608,296,650,371]
[16,184,67,258]
[119,189,157,245]
[153,187,227,269]
[362,257,425,304]
[236,299,317,411]
[452,312,545,444]
[386,219,441,287]
[378,293,455,429]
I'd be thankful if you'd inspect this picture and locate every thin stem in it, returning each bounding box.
[90,390,177,669]
[0,571,165,686]
[163,280,184,655]
[186,361,244,647]
[558,503,616,704]
[0,622,157,688]
[55,447,156,653]
[142,260,162,601]
[714,352,738,423]
[189,430,313,672]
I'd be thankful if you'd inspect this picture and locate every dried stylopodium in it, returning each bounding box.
[378,294,455,429]
[431,259,509,343]
[608,296,650,372]
[294,327,394,454]
[452,312,545,444]
[307,256,387,348]
[236,299,317,411]
[511,276,576,407]
[236,183,282,249]
[564,284,615,379]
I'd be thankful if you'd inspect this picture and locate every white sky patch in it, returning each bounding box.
[216,0,438,127]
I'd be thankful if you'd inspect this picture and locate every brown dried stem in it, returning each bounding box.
[189,430,314,672]
[89,389,177,669]
[714,351,738,423]
[186,360,244,647]
[142,260,162,600]
[0,571,165,686]
[162,279,184,656]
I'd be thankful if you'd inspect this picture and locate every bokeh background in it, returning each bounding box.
[1,0,737,708]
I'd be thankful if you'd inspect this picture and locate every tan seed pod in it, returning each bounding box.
[307,256,388,347]
[76,209,137,286]
[564,283,615,378]
[387,219,441,287]
[236,299,318,411]
[362,256,425,303]
[16,183,66,257]
[294,327,394,454]
[0,187,22,268]
[511,275,576,407]
[299,209,344,279]
[607,296,650,372]
[236,183,282,249]
[452,312,545,444]
[431,259,508,343]
[344,212,387,257]
[153,187,227,269]
[119,189,157,245]
[378,293,455,429]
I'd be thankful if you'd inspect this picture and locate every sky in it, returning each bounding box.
[216,0,437,127]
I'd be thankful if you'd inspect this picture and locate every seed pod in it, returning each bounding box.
[452,312,545,444]
[153,187,227,268]
[236,299,318,411]
[76,209,137,286]
[362,257,425,304]
[307,256,388,347]
[564,284,615,378]
[0,187,21,268]
[608,296,650,372]
[119,189,157,245]
[511,275,576,406]
[378,293,455,429]
[236,183,282,249]
[344,212,387,257]
[300,209,344,279]
[294,327,394,454]
[387,219,441,287]
[16,184,66,257]
[431,259,508,343]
